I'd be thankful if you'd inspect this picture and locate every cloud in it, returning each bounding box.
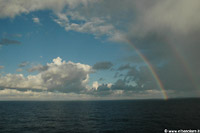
[130,0,200,37]
[0,65,4,69]
[32,17,40,24]
[54,15,115,37]
[2,33,22,38]
[0,38,21,45]
[0,87,167,100]
[118,64,132,71]
[115,64,200,98]
[91,79,134,93]
[16,68,23,72]
[0,0,200,98]
[92,81,99,90]
[0,0,125,40]
[0,0,94,18]
[2,57,161,99]
[93,61,113,70]
[122,1,200,95]
[0,88,95,101]
[12,34,22,38]
[0,57,91,93]
[64,0,199,96]
[27,64,48,72]
[52,1,129,41]
[1,1,199,42]
[18,61,29,67]
[99,78,104,81]
[89,79,162,98]
[52,0,200,83]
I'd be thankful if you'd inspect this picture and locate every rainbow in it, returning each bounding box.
[127,40,168,100]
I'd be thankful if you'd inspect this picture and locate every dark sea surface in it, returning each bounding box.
[0,99,200,133]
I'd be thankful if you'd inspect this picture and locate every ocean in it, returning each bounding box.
[0,99,200,133]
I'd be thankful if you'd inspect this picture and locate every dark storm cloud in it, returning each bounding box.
[118,64,131,71]
[89,79,137,97]
[118,61,198,96]
[111,79,135,91]
[91,65,161,96]
[94,63,194,97]
[114,72,124,78]
[93,61,113,70]
[119,0,200,97]
[0,38,21,45]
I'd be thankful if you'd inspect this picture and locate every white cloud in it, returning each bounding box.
[107,83,112,88]
[32,17,40,24]
[0,88,95,100]
[0,0,124,40]
[92,81,112,91]
[111,90,124,95]
[54,15,115,37]
[0,0,94,18]
[0,57,92,92]
[92,81,99,90]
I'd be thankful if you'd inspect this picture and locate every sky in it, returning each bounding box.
[0,0,200,100]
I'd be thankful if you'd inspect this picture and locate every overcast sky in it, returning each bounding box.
[0,0,200,100]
